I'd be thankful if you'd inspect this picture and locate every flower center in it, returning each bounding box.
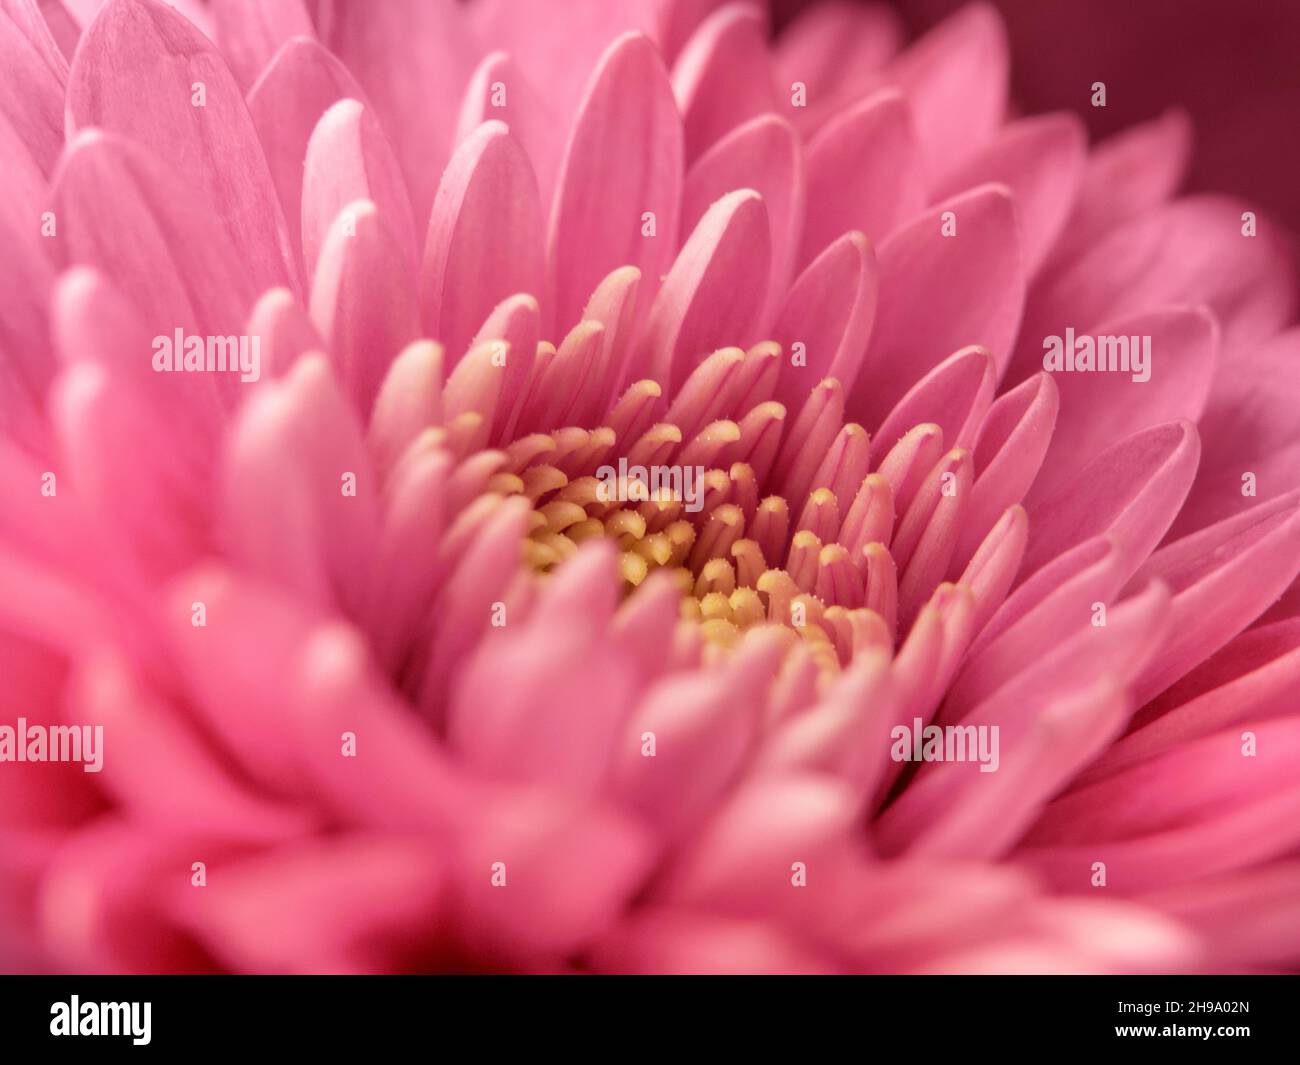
[495,353,912,676]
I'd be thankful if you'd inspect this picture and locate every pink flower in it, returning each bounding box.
[0,0,1298,974]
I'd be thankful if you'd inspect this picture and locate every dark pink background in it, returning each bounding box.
[775,0,1300,234]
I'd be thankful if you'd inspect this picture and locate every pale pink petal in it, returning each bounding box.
[1019,718,1300,892]
[0,1,65,177]
[1173,326,1300,536]
[1044,108,1192,271]
[1089,618,1300,782]
[470,293,542,442]
[1021,421,1200,581]
[931,113,1087,274]
[67,0,299,295]
[882,2,1008,178]
[1013,196,1296,382]
[671,3,775,162]
[682,113,803,315]
[246,286,325,381]
[771,231,878,412]
[548,32,683,336]
[469,0,650,211]
[774,0,903,111]
[799,89,923,264]
[854,185,1025,431]
[50,364,210,578]
[324,0,478,225]
[447,542,642,795]
[308,200,420,415]
[453,50,556,205]
[73,648,317,844]
[1128,489,1300,705]
[638,189,770,394]
[53,130,258,343]
[1032,306,1217,503]
[953,536,1128,713]
[219,355,380,616]
[210,0,313,90]
[875,346,996,458]
[951,372,1058,572]
[175,835,444,974]
[302,98,416,282]
[247,36,370,280]
[421,121,543,370]
[590,908,836,974]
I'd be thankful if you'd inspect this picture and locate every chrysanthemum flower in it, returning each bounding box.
[1,0,1298,974]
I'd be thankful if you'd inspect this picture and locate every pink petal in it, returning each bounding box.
[590,908,836,974]
[417,495,532,724]
[308,199,421,415]
[1173,325,1300,536]
[247,36,370,281]
[72,648,316,845]
[1031,306,1217,503]
[50,363,210,577]
[931,112,1087,274]
[875,345,995,458]
[246,286,325,381]
[638,189,770,394]
[883,2,1008,178]
[956,503,1027,635]
[0,0,65,177]
[175,835,445,974]
[210,0,313,90]
[1021,421,1200,582]
[1013,196,1296,381]
[670,3,775,162]
[302,97,416,282]
[948,536,1129,719]
[548,31,683,337]
[771,231,878,412]
[1044,108,1192,271]
[53,130,258,342]
[219,354,380,616]
[682,113,803,316]
[903,678,1129,861]
[853,184,1025,431]
[951,371,1058,573]
[579,265,642,412]
[1019,718,1300,892]
[469,0,650,211]
[1090,618,1300,782]
[447,542,641,795]
[1128,489,1300,705]
[367,339,444,478]
[799,89,923,264]
[774,0,904,112]
[453,50,555,204]
[421,121,543,370]
[609,634,779,838]
[67,0,299,296]
[470,293,542,442]
[1139,862,1300,971]
[323,0,478,225]
[449,785,653,963]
